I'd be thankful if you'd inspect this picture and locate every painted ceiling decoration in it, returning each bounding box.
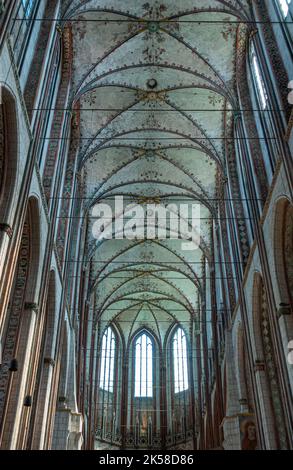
[60,0,252,341]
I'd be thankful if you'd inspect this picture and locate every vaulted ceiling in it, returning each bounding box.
[62,0,251,344]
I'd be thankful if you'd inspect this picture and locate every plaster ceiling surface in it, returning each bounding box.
[63,0,250,343]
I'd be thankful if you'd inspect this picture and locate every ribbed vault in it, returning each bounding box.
[63,0,251,341]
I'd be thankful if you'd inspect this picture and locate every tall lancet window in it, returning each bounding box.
[173,327,189,393]
[97,326,121,444]
[278,0,291,17]
[22,0,35,18]
[11,1,37,64]
[99,327,115,392]
[134,333,153,398]
[251,46,268,110]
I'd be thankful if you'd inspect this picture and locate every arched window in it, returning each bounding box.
[173,327,189,393]
[22,0,35,18]
[251,45,268,110]
[96,325,121,445]
[134,333,153,398]
[99,327,115,392]
[278,0,291,17]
